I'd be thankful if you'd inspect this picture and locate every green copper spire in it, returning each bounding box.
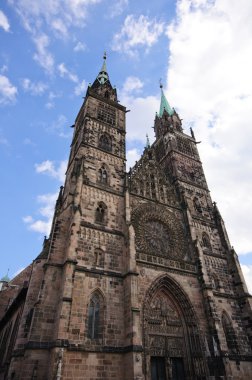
[159,82,174,117]
[97,52,109,85]
[1,269,10,282]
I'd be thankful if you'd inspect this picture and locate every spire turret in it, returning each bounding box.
[154,82,182,138]
[97,51,109,85]
[159,83,174,117]
[89,52,118,102]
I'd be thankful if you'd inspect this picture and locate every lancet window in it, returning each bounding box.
[98,165,108,184]
[95,202,107,224]
[99,133,112,152]
[87,292,103,340]
[222,312,238,353]
[202,232,211,250]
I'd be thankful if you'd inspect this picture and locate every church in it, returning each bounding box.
[0,55,252,380]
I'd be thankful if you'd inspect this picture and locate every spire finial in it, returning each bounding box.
[159,78,163,89]
[103,51,107,61]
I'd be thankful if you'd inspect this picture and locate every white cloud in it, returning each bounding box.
[166,0,252,255]
[33,34,54,74]
[23,137,36,146]
[9,0,101,37]
[0,65,8,73]
[23,215,34,223]
[121,92,159,143]
[119,76,159,146]
[112,15,165,56]
[0,75,17,105]
[73,41,86,52]
[74,79,87,96]
[0,10,10,32]
[58,63,78,83]
[35,159,67,182]
[22,78,48,95]
[241,265,252,294]
[45,101,54,109]
[126,148,141,170]
[122,76,143,95]
[8,0,102,73]
[23,192,58,235]
[108,0,128,18]
[51,18,68,38]
[45,114,72,138]
[45,91,61,109]
[24,158,67,236]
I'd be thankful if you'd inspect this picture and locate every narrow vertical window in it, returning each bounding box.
[94,248,104,267]
[88,294,102,339]
[193,197,202,213]
[202,233,211,250]
[95,202,106,224]
[222,312,238,353]
[99,133,112,152]
[98,165,108,184]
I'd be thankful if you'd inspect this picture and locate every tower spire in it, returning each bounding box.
[89,52,118,102]
[97,51,109,85]
[145,134,150,149]
[159,81,174,117]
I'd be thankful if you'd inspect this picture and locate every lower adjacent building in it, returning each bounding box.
[1,56,252,380]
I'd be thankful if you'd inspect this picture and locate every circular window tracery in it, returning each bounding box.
[131,203,187,260]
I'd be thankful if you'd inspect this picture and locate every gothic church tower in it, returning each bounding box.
[1,56,252,380]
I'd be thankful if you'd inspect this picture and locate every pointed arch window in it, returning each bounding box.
[202,232,211,250]
[98,164,108,184]
[193,197,202,213]
[87,292,103,340]
[0,321,12,365]
[222,312,238,353]
[6,312,21,363]
[94,248,105,267]
[95,202,107,224]
[211,274,220,290]
[99,133,112,152]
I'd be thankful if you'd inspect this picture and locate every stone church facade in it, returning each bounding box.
[1,56,252,380]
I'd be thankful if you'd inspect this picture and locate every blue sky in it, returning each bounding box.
[1,0,252,290]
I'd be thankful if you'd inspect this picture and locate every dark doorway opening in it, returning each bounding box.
[171,357,185,380]
[151,357,166,380]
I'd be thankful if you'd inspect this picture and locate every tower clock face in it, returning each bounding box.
[143,220,170,255]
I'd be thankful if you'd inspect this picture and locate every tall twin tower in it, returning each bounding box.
[0,56,252,380]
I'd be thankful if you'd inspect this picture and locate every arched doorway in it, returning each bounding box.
[143,275,208,380]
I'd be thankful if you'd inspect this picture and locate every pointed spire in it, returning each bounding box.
[145,134,150,148]
[159,81,174,117]
[101,51,107,72]
[1,269,10,282]
[97,51,109,85]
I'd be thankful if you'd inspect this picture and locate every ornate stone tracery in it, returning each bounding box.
[131,203,187,260]
[128,147,178,206]
[143,275,208,379]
